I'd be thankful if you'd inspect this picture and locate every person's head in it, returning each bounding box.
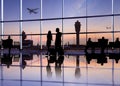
[56,28,59,32]
[48,30,51,34]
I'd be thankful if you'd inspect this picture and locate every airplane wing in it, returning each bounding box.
[27,8,31,11]
[33,8,39,10]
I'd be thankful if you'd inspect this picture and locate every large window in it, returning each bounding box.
[0,0,120,48]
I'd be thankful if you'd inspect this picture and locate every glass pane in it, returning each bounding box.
[23,0,41,20]
[4,0,20,21]
[64,0,86,17]
[114,16,120,31]
[3,66,20,80]
[88,68,112,84]
[43,82,62,86]
[64,19,86,33]
[64,67,87,83]
[22,21,40,46]
[42,0,62,18]
[63,19,86,45]
[114,0,120,14]
[22,81,41,86]
[22,66,40,80]
[3,22,20,46]
[87,0,112,16]
[114,69,120,85]
[2,80,21,86]
[88,17,113,32]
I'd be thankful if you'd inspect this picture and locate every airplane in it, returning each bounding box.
[106,26,111,29]
[27,8,39,14]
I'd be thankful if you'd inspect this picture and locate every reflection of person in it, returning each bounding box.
[7,35,13,54]
[46,64,52,78]
[22,59,27,69]
[46,53,56,78]
[55,28,62,51]
[1,54,12,68]
[46,30,52,52]
[46,48,64,79]
[55,55,64,78]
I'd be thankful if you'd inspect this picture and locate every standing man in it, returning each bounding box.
[55,28,62,51]
[7,35,13,54]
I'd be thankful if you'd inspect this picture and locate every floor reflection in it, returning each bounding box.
[0,51,120,86]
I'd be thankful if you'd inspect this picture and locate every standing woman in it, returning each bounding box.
[46,30,52,52]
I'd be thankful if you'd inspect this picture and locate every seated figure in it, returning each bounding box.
[2,35,13,53]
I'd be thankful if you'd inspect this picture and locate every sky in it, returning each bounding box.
[0,0,120,45]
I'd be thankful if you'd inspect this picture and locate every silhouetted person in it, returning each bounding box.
[114,38,120,49]
[115,37,119,43]
[22,30,27,41]
[7,35,13,54]
[85,38,93,52]
[46,30,52,53]
[55,28,62,51]
[98,37,108,53]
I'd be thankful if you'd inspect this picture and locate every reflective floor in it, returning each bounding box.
[0,50,120,86]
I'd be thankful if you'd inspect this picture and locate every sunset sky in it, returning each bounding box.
[0,0,120,45]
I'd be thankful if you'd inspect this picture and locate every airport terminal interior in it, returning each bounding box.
[0,0,120,86]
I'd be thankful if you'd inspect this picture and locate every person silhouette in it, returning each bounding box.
[55,28,62,51]
[7,35,13,54]
[46,30,52,53]
[22,30,27,41]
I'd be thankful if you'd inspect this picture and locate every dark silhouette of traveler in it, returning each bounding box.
[98,37,108,53]
[115,38,120,49]
[46,30,52,53]
[22,30,27,41]
[85,38,94,53]
[7,35,13,54]
[55,28,62,51]
[115,37,119,43]
[1,53,12,68]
